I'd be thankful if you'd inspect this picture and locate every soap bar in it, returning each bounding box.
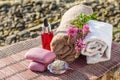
[28,62,46,72]
[25,48,56,64]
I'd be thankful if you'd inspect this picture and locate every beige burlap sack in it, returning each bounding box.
[50,5,93,62]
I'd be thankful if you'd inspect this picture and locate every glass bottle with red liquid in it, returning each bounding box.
[41,18,53,50]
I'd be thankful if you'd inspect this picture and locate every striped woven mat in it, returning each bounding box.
[0,37,120,80]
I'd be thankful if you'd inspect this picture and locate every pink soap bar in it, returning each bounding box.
[28,62,46,72]
[25,48,56,64]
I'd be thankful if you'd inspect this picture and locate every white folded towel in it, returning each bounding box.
[81,20,113,64]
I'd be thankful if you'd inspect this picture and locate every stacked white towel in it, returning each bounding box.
[81,20,113,64]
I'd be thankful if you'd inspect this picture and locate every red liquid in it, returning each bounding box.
[41,32,53,50]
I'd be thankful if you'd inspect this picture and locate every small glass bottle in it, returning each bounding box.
[41,18,53,50]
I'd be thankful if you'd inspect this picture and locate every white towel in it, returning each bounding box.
[81,20,113,64]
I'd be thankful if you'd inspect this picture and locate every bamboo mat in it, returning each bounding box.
[0,37,120,80]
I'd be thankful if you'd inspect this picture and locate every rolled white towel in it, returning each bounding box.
[81,20,113,64]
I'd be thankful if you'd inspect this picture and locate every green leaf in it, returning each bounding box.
[71,13,97,29]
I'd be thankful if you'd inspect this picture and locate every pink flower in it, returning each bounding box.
[82,24,90,35]
[67,27,79,38]
[75,38,86,53]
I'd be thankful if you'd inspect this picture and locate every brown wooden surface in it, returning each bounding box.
[0,40,120,80]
